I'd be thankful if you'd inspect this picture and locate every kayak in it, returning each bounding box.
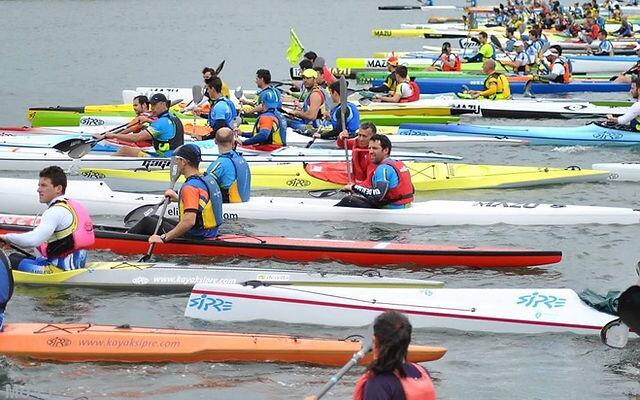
[12,261,444,290]
[0,323,446,365]
[398,122,640,146]
[185,284,617,335]
[370,78,631,94]
[356,70,612,83]
[5,178,638,226]
[0,214,562,268]
[592,163,640,182]
[78,161,609,193]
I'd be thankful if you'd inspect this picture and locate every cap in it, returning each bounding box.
[173,143,202,164]
[387,56,399,66]
[513,40,524,47]
[301,69,318,79]
[149,93,168,104]
[634,42,640,51]
[543,49,558,57]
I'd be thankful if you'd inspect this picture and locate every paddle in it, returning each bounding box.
[123,201,164,227]
[3,242,35,259]
[312,324,374,399]
[138,157,181,262]
[215,60,225,75]
[600,318,629,349]
[308,189,340,198]
[339,76,353,184]
[191,85,204,132]
[609,63,639,81]
[52,121,134,154]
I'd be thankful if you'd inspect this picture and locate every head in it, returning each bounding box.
[132,95,150,115]
[38,166,67,204]
[255,69,271,89]
[529,29,540,40]
[631,75,640,99]
[298,58,313,71]
[482,59,496,74]
[313,66,325,85]
[442,42,452,54]
[543,48,559,62]
[301,68,318,89]
[368,311,412,377]
[513,40,524,52]
[387,56,399,72]
[598,30,608,41]
[618,284,640,334]
[506,26,516,38]
[395,65,408,82]
[328,81,341,104]
[206,77,224,99]
[550,44,563,55]
[368,134,392,164]
[149,93,169,116]
[214,127,235,151]
[303,51,317,63]
[356,122,376,148]
[173,144,201,174]
[478,31,488,43]
[202,67,216,82]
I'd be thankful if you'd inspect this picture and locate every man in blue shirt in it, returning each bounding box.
[201,77,238,141]
[205,128,251,203]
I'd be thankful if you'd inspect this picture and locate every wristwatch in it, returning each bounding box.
[160,234,167,243]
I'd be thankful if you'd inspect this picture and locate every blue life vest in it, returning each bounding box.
[0,251,13,330]
[218,151,251,202]
[330,103,360,134]
[210,97,238,127]
[180,174,224,238]
[252,110,288,145]
[258,86,282,111]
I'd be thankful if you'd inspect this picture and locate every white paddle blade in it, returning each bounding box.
[601,319,629,349]
[192,85,204,104]
[234,86,244,100]
[231,116,243,130]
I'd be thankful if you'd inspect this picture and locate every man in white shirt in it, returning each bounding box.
[608,75,640,128]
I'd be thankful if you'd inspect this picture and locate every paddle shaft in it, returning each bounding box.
[315,348,369,399]
[142,196,171,260]
[339,76,352,184]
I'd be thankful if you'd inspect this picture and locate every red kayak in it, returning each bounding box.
[0,214,561,268]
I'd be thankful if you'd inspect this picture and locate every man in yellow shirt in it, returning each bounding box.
[468,59,511,100]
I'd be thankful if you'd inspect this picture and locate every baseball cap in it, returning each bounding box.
[513,40,524,47]
[149,93,169,104]
[301,69,318,79]
[543,49,558,57]
[387,56,399,66]
[173,143,202,164]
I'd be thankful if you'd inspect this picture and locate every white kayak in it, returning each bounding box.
[592,163,640,182]
[185,284,617,335]
[13,261,442,290]
[3,178,638,226]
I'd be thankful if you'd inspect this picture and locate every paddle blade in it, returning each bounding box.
[53,138,89,153]
[123,202,162,227]
[215,60,225,75]
[230,116,243,130]
[66,142,95,159]
[490,35,503,52]
[601,318,629,349]
[308,189,340,198]
[339,75,348,114]
[234,86,244,101]
[168,156,180,184]
[358,97,372,106]
[192,85,204,104]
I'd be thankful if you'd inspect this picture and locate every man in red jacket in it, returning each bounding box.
[336,121,376,184]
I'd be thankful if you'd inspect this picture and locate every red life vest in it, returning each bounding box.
[554,59,572,83]
[365,159,414,206]
[399,81,421,103]
[340,138,371,184]
[37,199,95,258]
[441,53,462,72]
[352,363,436,400]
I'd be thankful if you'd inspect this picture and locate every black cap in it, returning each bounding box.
[149,93,169,104]
[174,144,201,164]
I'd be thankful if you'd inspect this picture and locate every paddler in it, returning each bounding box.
[500,40,531,74]
[589,30,614,56]
[98,93,184,157]
[239,69,282,115]
[612,16,634,38]
[237,98,287,150]
[428,42,462,72]
[367,56,399,94]
[537,48,572,83]
[205,128,251,203]
[181,66,231,117]
[288,68,327,129]
[0,166,94,273]
[339,134,414,209]
[334,121,376,184]
[304,311,436,400]
[200,77,238,141]
[131,144,223,242]
[467,59,512,100]
[607,75,640,127]
[120,95,155,135]
[313,81,360,140]
[464,31,495,63]
[372,66,420,103]
[613,44,640,83]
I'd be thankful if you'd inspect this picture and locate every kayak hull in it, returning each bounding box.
[592,163,640,182]
[0,323,446,365]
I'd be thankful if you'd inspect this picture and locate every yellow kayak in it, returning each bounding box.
[80,162,608,193]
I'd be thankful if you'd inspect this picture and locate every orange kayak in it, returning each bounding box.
[0,323,447,366]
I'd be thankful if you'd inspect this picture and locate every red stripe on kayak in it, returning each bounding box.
[192,289,604,332]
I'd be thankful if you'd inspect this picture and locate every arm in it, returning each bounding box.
[292,91,322,121]
[614,102,640,125]
[160,211,196,242]
[319,107,351,139]
[106,129,152,143]
[2,207,68,248]
[242,116,275,145]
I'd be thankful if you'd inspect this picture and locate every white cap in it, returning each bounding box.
[513,40,524,47]
[543,49,558,57]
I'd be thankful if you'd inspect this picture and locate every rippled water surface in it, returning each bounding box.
[1,0,640,398]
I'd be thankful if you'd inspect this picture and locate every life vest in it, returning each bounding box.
[302,87,327,127]
[252,110,287,145]
[630,116,640,131]
[153,112,184,155]
[441,53,462,72]
[211,97,238,127]
[553,58,572,83]
[384,72,398,92]
[366,159,415,206]
[352,363,436,400]
[257,86,283,111]
[37,199,95,259]
[479,42,496,60]
[0,250,13,330]
[399,81,421,103]
[482,72,511,100]
[179,174,223,238]
[330,103,360,134]
[217,151,251,203]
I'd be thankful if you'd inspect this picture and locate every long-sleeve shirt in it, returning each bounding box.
[4,196,72,249]
[616,101,640,125]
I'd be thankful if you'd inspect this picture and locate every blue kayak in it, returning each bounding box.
[371,78,631,95]
[397,122,640,146]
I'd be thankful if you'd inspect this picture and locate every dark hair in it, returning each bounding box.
[329,80,341,95]
[39,166,67,193]
[550,44,563,55]
[442,42,451,51]
[360,121,377,134]
[303,51,318,61]
[256,69,271,84]
[202,67,216,75]
[599,29,608,36]
[618,285,640,332]
[370,133,392,155]
[396,65,408,79]
[133,95,150,107]
[299,59,313,70]
[207,77,223,93]
[313,66,324,75]
[479,31,488,39]
[506,26,516,33]
[368,311,412,377]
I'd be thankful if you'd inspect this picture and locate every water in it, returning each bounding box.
[1,0,640,398]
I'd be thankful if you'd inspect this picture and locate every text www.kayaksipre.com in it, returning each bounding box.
[77,338,180,349]
[152,277,237,284]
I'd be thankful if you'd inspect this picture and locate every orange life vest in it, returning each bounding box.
[399,81,421,103]
[352,363,436,400]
